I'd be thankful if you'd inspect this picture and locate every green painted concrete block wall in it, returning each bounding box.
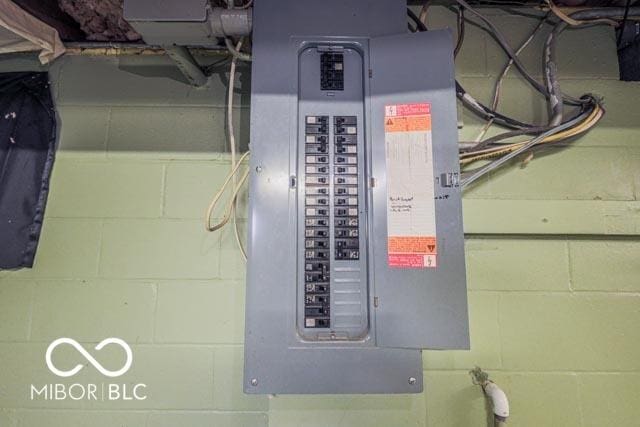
[1,8,639,427]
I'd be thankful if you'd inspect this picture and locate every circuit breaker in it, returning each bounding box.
[244,0,469,394]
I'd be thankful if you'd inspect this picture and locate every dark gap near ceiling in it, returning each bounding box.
[12,0,141,42]
[12,0,85,41]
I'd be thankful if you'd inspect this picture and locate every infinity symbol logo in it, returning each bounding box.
[45,338,133,378]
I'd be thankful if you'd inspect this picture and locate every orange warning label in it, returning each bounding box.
[385,115,431,132]
[389,254,437,268]
[388,236,437,254]
[385,103,431,117]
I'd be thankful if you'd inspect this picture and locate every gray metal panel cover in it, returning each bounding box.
[123,0,214,46]
[243,0,428,394]
[369,30,469,350]
[124,0,208,21]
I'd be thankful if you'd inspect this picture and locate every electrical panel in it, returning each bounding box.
[298,45,370,341]
[245,0,469,394]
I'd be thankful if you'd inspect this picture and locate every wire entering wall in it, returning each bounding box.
[456,5,640,186]
[407,3,638,186]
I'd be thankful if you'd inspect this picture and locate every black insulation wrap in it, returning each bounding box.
[0,72,57,268]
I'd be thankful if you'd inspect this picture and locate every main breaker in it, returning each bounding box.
[244,0,469,394]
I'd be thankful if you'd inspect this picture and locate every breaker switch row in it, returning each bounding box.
[333,116,359,261]
[304,115,331,329]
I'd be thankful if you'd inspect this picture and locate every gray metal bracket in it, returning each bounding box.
[164,45,208,87]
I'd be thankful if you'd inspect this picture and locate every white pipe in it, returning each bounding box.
[484,381,510,422]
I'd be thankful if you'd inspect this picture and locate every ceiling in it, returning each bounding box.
[7,0,637,43]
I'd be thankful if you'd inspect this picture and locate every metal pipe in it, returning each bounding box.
[63,43,228,57]
[210,7,252,37]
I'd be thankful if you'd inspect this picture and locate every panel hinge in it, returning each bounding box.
[368,69,373,78]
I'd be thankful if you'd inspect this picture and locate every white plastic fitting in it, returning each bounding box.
[484,381,510,420]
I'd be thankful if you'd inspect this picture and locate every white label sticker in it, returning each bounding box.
[385,103,437,268]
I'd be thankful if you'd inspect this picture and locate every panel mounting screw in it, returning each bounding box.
[250,378,258,386]
[408,377,417,385]
[256,166,263,173]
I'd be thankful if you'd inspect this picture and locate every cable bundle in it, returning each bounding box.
[410,3,640,187]
[207,3,639,260]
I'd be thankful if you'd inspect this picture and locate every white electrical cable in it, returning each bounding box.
[205,151,250,232]
[228,39,248,261]
[225,37,252,62]
[205,39,249,262]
